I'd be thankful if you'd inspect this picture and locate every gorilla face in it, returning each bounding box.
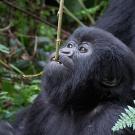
[43,26,135,109]
[46,36,93,85]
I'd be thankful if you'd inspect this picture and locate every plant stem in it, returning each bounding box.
[78,0,95,25]
[55,0,64,60]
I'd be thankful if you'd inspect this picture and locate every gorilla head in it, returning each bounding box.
[42,26,135,110]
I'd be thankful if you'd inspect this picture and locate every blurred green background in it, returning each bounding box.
[0,0,108,120]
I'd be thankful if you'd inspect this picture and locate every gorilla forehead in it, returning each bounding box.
[69,27,95,43]
[72,26,115,40]
[71,26,129,49]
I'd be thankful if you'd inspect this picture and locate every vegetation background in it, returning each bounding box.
[0,0,108,120]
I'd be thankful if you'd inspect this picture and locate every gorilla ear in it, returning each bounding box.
[100,52,122,87]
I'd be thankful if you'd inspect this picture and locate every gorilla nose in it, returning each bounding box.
[60,48,73,57]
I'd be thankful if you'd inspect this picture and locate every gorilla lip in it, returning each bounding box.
[50,56,62,64]
[50,55,74,70]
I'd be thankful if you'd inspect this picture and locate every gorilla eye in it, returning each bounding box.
[78,47,87,53]
[67,43,73,48]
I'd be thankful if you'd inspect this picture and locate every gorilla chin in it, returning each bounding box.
[45,54,74,85]
[43,54,74,101]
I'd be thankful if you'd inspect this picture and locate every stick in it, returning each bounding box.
[55,0,64,60]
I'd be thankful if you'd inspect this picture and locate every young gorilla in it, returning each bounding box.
[15,27,135,135]
[1,0,135,134]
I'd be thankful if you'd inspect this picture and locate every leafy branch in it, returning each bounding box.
[112,101,135,132]
[2,0,70,36]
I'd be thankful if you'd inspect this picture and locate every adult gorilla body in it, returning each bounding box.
[96,0,135,52]
[16,27,135,135]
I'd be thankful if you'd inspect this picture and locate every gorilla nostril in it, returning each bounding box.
[61,51,73,57]
[60,49,73,56]
[61,51,70,54]
[60,48,74,56]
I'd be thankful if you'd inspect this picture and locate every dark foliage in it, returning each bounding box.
[13,27,135,135]
[45,0,58,6]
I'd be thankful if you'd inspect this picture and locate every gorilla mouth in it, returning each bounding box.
[50,56,62,64]
[50,55,74,70]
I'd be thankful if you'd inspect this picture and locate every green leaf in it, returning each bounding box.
[10,64,24,75]
[112,101,135,132]
[0,44,9,54]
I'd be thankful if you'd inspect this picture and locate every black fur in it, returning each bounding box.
[16,27,135,135]
[0,121,15,135]
[96,0,135,52]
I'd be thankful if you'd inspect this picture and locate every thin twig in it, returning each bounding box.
[33,36,38,57]
[0,22,13,32]
[64,6,84,26]
[22,71,44,79]
[0,59,10,69]
[78,0,95,24]
[56,0,84,26]
[0,59,43,78]
[55,0,64,60]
